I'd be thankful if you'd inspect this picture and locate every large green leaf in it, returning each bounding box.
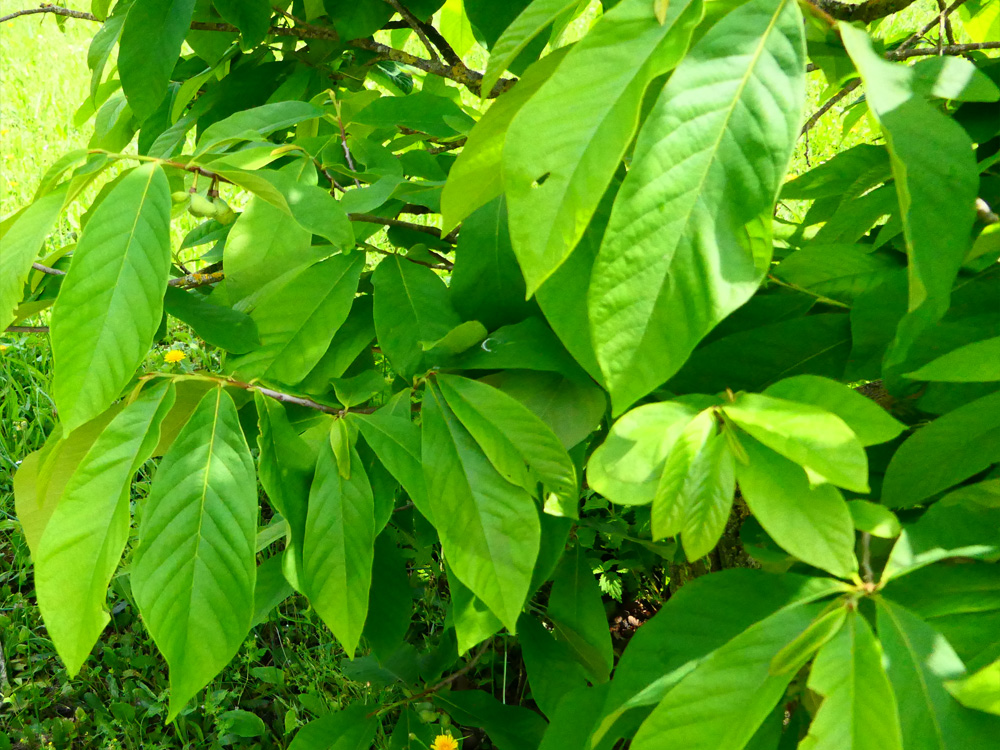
[774,244,903,305]
[448,560,503,656]
[194,101,322,156]
[350,410,431,522]
[436,373,577,517]
[763,375,905,447]
[132,387,258,720]
[590,0,806,411]
[372,256,462,380]
[840,25,979,373]
[163,286,259,354]
[518,615,590,718]
[799,611,903,750]
[547,545,614,682]
[946,658,1000,716]
[228,253,364,385]
[286,704,379,750]
[736,436,858,579]
[630,599,829,750]
[212,0,271,47]
[0,188,65,331]
[119,0,196,120]
[300,431,375,657]
[881,390,1000,508]
[480,0,577,96]
[906,336,1000,382]
[50,164,172,432]
[724,392,869,493]
[434,690,548,750]
[503,0,704,294]
[876,598,1000,749]
[35,381,175,676]
[588,401,698,506]
[363,532,412,660]
[441,51,567,232]
[421,383,540,631]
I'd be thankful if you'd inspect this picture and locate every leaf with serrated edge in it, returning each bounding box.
[132,387,257,721]
[51,164,171,432]
[590,0,806,411]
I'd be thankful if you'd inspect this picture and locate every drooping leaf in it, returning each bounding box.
[503,0,704,294]
[34,380,175,676]
[251,554,294,627]
[363,531,413,661]
[286,704,379,750]
[547,545,614,682]
[847,500,901,539]
[436,373,578,517]
[724,392,869,493]
[881,390,1000,508]
[946,658,1000,716]
[350,410,431,522]
[590,0,806,411]
[876,598,1000,749]
[131,388,257,720]
[841,24,979,373]
[51,164,172,432]
[300,430,375,657]
[228,253,364,385]
[421,383,540,631]
[119,0,197,120]
[735,436,858,579]
[163,286,259,354]
[195,102,323,157]
[212,0,272,48]
[518,614,591,718]
[372,256,462,381]
[630,600,830,750]
[905,335,1000,383]
[798,611,904,750]
[0,188,66,332]
[763,375,905,447]
[448,559,503,656]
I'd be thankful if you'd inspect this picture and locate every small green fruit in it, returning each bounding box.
[188,193,216,218]
[214,197,237,225]
[171,191,189,204]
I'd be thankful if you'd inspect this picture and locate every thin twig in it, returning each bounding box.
[333,101,362,189]
[935,0,956,47]
[5,326,49,333]
[861,532,875,584]
[222,376,377,415]
[350,213,458,243]
[359,240,452,270]
[896,0,968,52]
[810,0,919,23]
[888,41,1000,60]
[801,79,861,136]
[32,262,65,276]
[384,0,439,64]
[168,270,225,289]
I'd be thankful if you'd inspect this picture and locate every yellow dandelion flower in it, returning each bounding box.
[164,349,186,364]
[430,734,459,750]
[0,344,8,352]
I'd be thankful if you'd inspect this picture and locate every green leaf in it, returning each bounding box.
[911,55,1000,103]
[503,0,704,294]
[301,431,375,657]
[51,164,172,432]
[537,685,611,750]
[372,256,462,380]
[876,598,1000,749]
[882,480,1000,580]
[287,704,379,750]
[228,253,364,385]
[630,599,829,750]
[194,101,324,156]
[763,375,905,447]
[547,545,614,682]
[163,286,259,354]
[946,658,1000,716]
[421,321,488,356]
[847,500,901,539]
[449,197,535,329]
[363,532,413,660]
[132,387,258,720]
[221,197,317,308]
[906,336,1000,382]
[590,0,806,411]
[652,410,735,558]
[350,411,431,522]
[251,554,294,627]
[300,295,376,393]
[35,380,175,676]
[588,401,697,506]
[798,611,904,750]
[436,373,578,517]
[119,0,196,120]
[421,383,540,631]
[255,394,316,590]
[480,370,606,449]
[434,690,548,750]
[448,559,503,656]
[212,0,271,47]
[768,604,847,676]
[481,0,577,95]
[774,244,903,305]
[667,313,852,395]
[354,91,475,138]
[882,390,1000,508]
[442,52,566,232]
[518,615,590,718]
[0,188,66,332]
[735,436,858,579]
[840,25,979,373]
[724,392,869,493]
